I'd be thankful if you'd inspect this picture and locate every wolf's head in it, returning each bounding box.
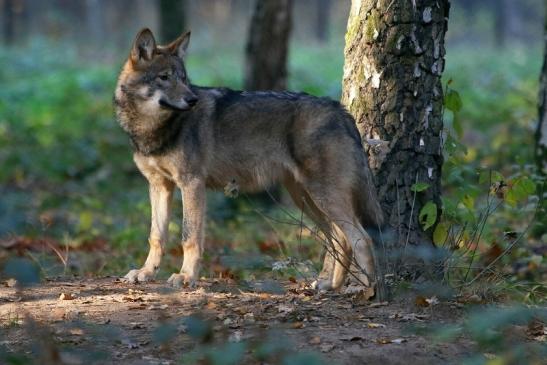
[115,28,198,123]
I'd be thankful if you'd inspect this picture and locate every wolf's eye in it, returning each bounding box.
[158,74,169,81]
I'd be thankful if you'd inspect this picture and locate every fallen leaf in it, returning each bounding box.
[415,296,428,307]
[5,278,17,287]
[346,284,375,301]
[130,322,145,329]
[278,304,295,314]
[59,293,75,300]
[243,313,255,324]
[368,301,389,308]
[123,296,144,303]
[291,322,304,329]
[121,338,139,349]
[148,304,169,310]
[376,338,391,344]
[309,336,321,345]
[69,328,84,336]
[229,330,243,342]
[526,318,546,341]
[320,343,335,352]
[425,296,439,306]
[376,337,408,345]
[367,323,386,329]
[389,313,430,322]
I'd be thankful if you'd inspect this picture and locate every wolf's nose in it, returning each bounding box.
[186,96,198,106]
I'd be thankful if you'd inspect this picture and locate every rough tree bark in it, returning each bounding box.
[244,0,292,91]
[159,0,185,43]
[341,0,450,268]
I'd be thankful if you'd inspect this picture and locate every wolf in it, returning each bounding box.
[113,28,384,292]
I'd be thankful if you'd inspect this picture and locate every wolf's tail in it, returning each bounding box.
[354,167,384,230]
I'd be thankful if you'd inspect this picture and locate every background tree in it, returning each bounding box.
[85,0,104,45]
[534,5,547,236]
[159,0,185,43]
[341,0,450,271]
[315,0,331,43]
[244,0,292,91]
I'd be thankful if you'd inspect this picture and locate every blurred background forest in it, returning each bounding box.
[0,0,545,300]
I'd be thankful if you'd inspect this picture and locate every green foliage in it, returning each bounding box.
[411,182,430,192]
[419,201,437,231]
[436,46,544,300]
[417,305,547,364]
[444,88,463,112]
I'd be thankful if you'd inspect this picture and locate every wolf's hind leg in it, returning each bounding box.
[284,176,349,291]
[168,178,205,288]
[124,178,174,283]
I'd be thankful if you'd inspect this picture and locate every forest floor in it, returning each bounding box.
[0,277,479,365]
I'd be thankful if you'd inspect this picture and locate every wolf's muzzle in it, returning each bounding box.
[159,99,195,112]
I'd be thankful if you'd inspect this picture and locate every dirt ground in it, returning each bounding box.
[0,277,475,365]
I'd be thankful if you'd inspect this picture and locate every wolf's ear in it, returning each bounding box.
[130,28,157,65]
[167,31,191,59]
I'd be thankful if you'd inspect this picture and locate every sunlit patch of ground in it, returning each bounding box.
[0,278,477,365]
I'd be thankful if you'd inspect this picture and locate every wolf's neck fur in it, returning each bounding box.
[128,112,184,156]
[115,95,187,156]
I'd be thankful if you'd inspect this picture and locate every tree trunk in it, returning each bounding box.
[533,5,547,236]
[244,0,292,91]
[85,0,105,45]
[315,0,331,43]
[159,0,185,43]
[493,0,519,48]
[341,0,450,270]
[3,0,16,45]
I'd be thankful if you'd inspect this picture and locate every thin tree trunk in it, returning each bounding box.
[159,0,185,43]
[315,0,331,43]
[341,0,450,272]
[494,0,519,48]
[244,0,292,91]
[3,0,15,45]
[85,0,104,45]
[533,4,547,236]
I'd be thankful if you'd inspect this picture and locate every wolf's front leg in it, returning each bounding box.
[124,179,174,283]
[168,178,205,288]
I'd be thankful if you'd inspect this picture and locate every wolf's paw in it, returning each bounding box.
[311,278,333,292]
[167,273,195,288]
[123,268,155,283]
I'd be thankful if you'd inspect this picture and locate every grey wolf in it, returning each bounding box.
[113,28,383,291]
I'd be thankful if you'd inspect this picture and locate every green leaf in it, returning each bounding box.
[444,134,467,158]
[517,176,536,194]
[462,194,475,210]
[78,211,93,232]
[444,89,462,112]
[505,189,517,207]
[479,170,503,184]
[506,176,536,206]
[411,182,430,192]
[452,112,463,139]
[433,222,449,245]
[419,201,437,231]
